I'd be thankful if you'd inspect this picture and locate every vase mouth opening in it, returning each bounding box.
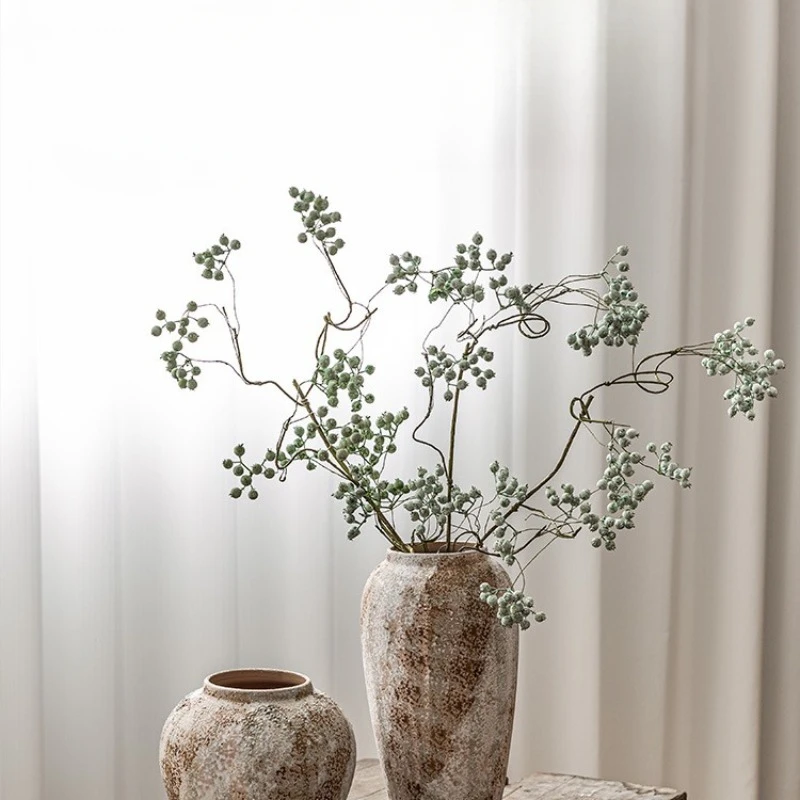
[204,669,313,701]
[389,541,484,556]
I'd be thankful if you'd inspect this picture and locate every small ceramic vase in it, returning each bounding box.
[160,668,356,800]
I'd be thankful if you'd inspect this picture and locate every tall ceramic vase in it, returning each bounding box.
[160,668,356,800]
[361,545,519,800]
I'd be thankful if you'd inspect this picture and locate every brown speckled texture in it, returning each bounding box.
[361,547,519,800]
[159,669,356,800]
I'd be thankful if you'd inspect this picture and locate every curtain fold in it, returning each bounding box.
[1,2,797,799]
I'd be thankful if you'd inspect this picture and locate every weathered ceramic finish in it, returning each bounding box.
[159,668,356,800]
[361,546,519,800]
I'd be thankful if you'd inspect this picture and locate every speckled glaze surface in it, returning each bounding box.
[159,668,356,800]
[361,547,519,800]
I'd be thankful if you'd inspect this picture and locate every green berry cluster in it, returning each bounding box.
[567,250,649,355]
[645,440,692,487]
[589,428,653,549]
[496,282,540,315]
[336,408,407,465]
[328,406,409,541]
[402,464,482,536]
[424,234,509,304]
[283,421,321,468]
[385,251,422,295]
[489,515,525,567]
[489,461,529,508]
[192,234,240,281]
[701,319,785,420]
[545,429,692,552]
[479,583,545,630]
[223,443,277,500]
[486,464,530,565]
[289,187,345,256]
[334,474,409,540]
[545,482,591,513]
[414,344,496,400]
[151,304,208,389]
[315,350,375,411]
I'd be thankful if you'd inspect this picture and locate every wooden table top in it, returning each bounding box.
[349,759,687,800]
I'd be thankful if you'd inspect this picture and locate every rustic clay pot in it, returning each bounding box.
[159,668,356,800]
[361,544,519,800]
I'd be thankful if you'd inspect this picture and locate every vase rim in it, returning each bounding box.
[204,668,313,702]
[386,542,491,560]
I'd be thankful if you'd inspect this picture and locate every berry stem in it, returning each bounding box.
[292,380,409,552]
[445,342,474,550]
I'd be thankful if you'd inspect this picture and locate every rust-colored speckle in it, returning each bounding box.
[159,669,356,800]
[361,548,519,800]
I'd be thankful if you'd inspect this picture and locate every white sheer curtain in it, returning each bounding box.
[1,2,797,799]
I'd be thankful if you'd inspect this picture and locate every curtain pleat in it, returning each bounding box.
[759,2,800,798]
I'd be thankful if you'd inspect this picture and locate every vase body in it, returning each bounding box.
[361,546,519,800]
[159,668,356,800]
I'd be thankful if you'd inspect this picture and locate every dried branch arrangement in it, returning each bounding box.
[151,188,785,629]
